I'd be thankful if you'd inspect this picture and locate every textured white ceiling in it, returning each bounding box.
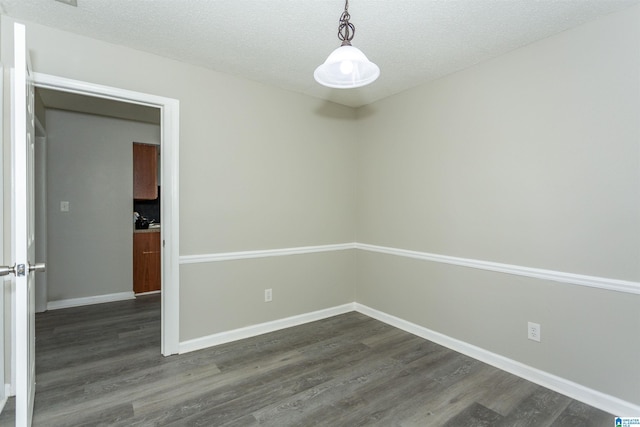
[2,0,638,107]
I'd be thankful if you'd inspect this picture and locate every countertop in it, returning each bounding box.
[134,226,161,234]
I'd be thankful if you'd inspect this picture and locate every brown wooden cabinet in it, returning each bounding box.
[133,230,161,294]
[133,143,158,200]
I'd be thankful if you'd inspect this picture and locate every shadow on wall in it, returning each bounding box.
[313,100,359,120]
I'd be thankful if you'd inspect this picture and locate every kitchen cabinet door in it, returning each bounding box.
[133,143,158,200]
[133,231,161,294]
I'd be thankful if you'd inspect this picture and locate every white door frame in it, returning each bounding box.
[0,62,5,411]
[32,72,180,356]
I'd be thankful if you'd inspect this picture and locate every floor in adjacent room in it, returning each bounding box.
[0,294,613,426]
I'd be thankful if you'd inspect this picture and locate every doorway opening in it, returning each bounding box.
[32,73,179,356]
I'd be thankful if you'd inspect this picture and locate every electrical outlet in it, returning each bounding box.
[528,322,541,342]
[264,288,272,302]
[60,201,70,212]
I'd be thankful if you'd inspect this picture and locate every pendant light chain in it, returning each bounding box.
[338,0,355,46]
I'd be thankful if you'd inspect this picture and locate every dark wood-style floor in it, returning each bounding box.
[0,294,613,426]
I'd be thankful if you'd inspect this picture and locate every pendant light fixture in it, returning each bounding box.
[314,0,380,89]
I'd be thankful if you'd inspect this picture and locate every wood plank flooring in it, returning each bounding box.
[0,295,614,426]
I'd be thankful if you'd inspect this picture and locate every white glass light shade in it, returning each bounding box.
[314,45,380,89]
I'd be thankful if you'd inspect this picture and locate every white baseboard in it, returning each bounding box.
[0,385,8,415]
[179,301,638,415]
[0,383,12,415]
[135,290,161,297]
[179,303,356,354]
[47,291,135,310]
[355,303,640,417]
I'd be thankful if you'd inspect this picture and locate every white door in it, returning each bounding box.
[13,22,39,427]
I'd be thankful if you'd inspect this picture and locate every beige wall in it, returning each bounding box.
[180,250,355,340]
[14,19,359,256]
[1,3,638,409]
[355,6,640,404]
[1,16,357,339]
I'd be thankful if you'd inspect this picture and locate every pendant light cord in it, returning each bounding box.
[338,0,355,46]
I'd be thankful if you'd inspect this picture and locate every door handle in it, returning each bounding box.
[0,263,45,277]
[29,263,45,273]
[0,265,16,277]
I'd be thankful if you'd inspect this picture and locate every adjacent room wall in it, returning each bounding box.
[355,6,640,405]
[45,109,160,301]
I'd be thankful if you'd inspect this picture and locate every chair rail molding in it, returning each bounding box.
[179,243,355,264]
[355,243,640,295]
[179,242,640,295]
